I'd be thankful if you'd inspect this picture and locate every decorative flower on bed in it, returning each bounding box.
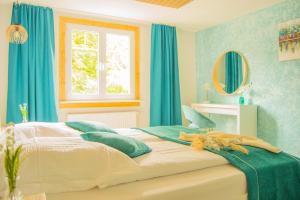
[179,131,281,154]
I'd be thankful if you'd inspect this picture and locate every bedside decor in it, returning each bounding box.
[3,125,24,200]
[6,1,28,44]
[19,103,27,123]
[239,96,245,105]
[237,82,253,105]
[279,18,300,61]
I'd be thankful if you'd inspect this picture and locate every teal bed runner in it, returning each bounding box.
[136,126,202,145]
[137,126,300,200]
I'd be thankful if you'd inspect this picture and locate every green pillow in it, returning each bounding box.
[65,121,117,133]
[81,132,152,158]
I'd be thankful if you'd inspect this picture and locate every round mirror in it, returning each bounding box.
[212,51,248,95]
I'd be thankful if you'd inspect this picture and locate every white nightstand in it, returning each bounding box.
[24,193,46,200]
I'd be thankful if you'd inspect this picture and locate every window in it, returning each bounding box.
[59,17,140,108]
[71,29,99,97]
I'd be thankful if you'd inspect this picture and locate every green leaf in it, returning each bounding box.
[4,145,23,193]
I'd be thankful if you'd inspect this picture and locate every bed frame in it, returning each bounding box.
[47,165,247,200]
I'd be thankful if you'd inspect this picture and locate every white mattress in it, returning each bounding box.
[47,164,247,200]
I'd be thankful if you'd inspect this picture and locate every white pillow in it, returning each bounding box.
[14,122,82,140]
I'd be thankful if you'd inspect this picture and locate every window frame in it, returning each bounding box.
[59,17,140,108]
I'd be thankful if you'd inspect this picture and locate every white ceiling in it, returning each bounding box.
[2,0,282,31]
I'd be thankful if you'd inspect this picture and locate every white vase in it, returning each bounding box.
[5,190,23,200]
[4,178,23,200]
[22,115,27,123]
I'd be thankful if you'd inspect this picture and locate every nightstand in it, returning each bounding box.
[24,193,46,200]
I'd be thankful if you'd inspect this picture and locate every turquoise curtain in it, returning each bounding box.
[225,52,243,94]
[150,24,182,126]
[6,3,58,123]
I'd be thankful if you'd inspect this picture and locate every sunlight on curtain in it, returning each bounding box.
[6,3,57,123]
[150,24,182,126]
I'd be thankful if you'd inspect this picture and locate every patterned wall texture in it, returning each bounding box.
[196,0,300,157]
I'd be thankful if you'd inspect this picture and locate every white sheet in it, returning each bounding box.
[0,123,231,196]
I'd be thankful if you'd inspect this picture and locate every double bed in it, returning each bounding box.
[0,122,298,200]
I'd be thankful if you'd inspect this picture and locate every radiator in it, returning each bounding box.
[67,112,138,128]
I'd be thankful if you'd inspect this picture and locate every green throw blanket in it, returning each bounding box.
[137,126,300,200]
[136,126,202,145]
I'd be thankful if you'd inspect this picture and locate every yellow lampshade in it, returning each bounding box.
[6,24,28,44]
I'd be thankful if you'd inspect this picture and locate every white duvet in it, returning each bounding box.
[0,123,228,196]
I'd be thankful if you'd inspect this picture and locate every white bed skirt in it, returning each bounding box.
[47,164,247,200]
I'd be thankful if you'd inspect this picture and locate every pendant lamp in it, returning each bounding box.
[6,0,28,44]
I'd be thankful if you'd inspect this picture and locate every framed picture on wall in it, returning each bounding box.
[279,19,300,61]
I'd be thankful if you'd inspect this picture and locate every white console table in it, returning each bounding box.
[192,103,257,136]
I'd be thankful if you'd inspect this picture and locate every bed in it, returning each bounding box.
[0,122,298,200]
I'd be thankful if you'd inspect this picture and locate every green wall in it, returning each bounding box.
[196,0,300,157]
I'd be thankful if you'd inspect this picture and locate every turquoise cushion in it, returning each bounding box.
[65,121,117,133]
[81,132,152,158]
